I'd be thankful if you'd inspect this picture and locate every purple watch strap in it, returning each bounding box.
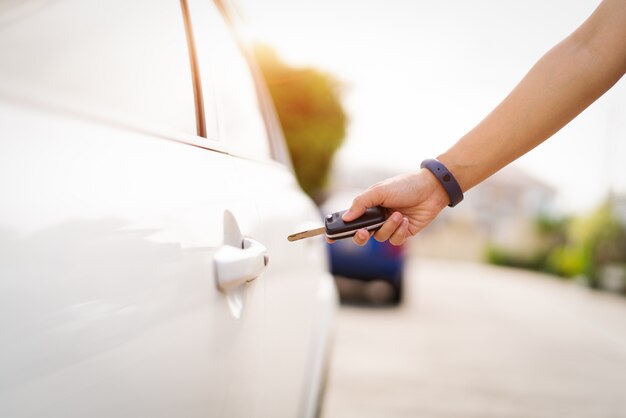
[420,159,464,207]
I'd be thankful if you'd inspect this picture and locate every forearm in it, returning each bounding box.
[343,1,625,247]
[438,0,626,192]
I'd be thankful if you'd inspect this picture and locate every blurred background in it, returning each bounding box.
[235,0,626,417]
[238,0,626,291]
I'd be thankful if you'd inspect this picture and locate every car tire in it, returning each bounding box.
[391,272,403,305]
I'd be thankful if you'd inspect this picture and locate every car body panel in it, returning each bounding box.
[0,1,336,417]
[329,238,405,283]
[0,99,266,417]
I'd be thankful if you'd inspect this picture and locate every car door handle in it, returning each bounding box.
[214,237,269,292]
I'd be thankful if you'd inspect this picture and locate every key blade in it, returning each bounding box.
[287,226,326,242]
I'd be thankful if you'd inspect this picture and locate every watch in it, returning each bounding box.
[420,159,464,207]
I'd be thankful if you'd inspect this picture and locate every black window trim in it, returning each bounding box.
[180,0,207,138]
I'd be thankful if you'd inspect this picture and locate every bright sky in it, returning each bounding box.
[235,0,625,214]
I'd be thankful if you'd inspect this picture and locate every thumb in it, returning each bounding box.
[343,187,384,222]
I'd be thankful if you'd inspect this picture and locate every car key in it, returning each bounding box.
[288,206,388,242]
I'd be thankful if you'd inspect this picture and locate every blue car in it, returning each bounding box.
[327,235,405,304]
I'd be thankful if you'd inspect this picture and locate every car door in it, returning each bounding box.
[186,2,338,417]
[0,1,267,417]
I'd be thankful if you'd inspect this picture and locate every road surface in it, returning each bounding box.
[322,258,626,418]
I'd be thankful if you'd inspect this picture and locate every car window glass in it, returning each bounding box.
[189,0,271,159]
[0,0,197,136]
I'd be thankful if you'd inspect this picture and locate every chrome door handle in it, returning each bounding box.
[214,237,268,292]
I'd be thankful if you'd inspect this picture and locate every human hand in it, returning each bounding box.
[327,169,450,246]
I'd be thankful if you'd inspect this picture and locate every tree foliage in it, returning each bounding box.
[253,44,347,200]
[486,200,626,287]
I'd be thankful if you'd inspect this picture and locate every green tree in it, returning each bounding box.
[545,201,626,284]
[485,200,626,285]
[253,44,347,200]
[574,201,626,285]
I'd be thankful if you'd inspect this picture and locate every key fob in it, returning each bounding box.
[325,206,388,240]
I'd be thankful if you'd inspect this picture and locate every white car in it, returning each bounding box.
[0,1,337,417]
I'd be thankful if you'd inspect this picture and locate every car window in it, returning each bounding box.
[0,0,197,137]
[188,0,271,159]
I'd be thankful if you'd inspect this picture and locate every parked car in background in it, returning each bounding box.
[0,1,336,417]
[323,192,406,304]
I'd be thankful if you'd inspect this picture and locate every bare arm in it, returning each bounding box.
[339,0,626,246]
[439,0,626,191]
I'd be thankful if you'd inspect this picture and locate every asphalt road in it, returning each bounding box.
[322,258,626,418]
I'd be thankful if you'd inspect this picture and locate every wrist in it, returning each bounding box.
[435,153,468,193]
[418,168,451,209]
[420,159,464,207]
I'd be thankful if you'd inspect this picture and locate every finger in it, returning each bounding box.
[389,218,410,246]
[352,228,371,246]
[325,236,336,244]
[373,211,403,242]
[343,187,384,222]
